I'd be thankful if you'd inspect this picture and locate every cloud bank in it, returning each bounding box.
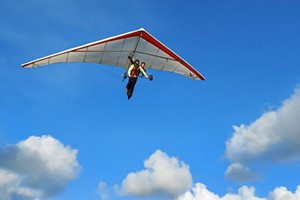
[0,135,79,200]
[225,87,300,181]
[120,150,192,199]
[115,150,299,200]
[177,183,300,200]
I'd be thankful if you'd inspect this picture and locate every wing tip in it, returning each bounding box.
[21,63,28,68]
[21,61,34,68]
[194,73,206,81]
[199,73,206,80]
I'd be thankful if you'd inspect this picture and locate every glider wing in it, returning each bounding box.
[22,28,205,80]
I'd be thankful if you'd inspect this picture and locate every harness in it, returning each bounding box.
[130,65,140,77]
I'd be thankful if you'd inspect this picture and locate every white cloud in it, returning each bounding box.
[225,87,300,181]
[225,163,260,182]
[269,186,300,200]
[222,186,265,200]
[98,181,110,200]
[177,183,300,200]
[0,169,42,200]
[120,150,192,199]
[0,135,79,199]
[226,87,300,162]
[177,183,220,200]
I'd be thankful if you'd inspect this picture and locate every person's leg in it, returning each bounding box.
[127,78,137,99]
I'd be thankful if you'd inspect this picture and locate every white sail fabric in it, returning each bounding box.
[22,28,205,80]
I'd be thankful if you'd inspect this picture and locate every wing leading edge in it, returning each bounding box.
[22,28,205,80]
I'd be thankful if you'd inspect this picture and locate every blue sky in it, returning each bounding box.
[1,0,300,199]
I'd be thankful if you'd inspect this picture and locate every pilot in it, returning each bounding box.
[125,56,148,99]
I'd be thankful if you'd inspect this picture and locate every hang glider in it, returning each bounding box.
[22,28,205,80]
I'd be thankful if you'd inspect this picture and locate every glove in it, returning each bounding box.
[149,75,153,81]
[128,56,135,64]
